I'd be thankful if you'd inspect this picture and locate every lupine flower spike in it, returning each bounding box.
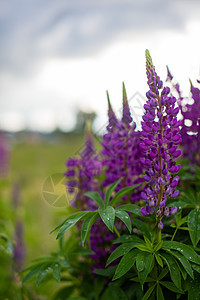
[140,50,182,234]
[101,83,143,201]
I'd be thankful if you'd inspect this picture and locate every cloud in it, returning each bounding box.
[1,0,200,75]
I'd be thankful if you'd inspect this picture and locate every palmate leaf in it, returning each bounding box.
[84,192,104,209]
[115,209,132,233]
[109,184,140,206]
[162,241,200,264]
[56,211,94,240]
[159,252,182,290]
[106,242,138,266]
[188,209,200,247]
[81,212,99,246]
[113,249,139,280]
[104,178,122,207]
[93,266,116,277]
[99,206,115,232]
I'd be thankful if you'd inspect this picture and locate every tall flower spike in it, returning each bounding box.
[140,50,181,230]
[101,83,143,201]
[122,82,133,125]
[106,91,118,132]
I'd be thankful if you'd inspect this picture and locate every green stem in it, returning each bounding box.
[171,227,178,241]
[113,225,120,238]
[157,228,161,243]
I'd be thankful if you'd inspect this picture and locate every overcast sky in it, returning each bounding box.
[0,0,200,132]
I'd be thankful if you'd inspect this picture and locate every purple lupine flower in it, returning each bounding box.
[101,83,143,202]
[166,67,200,163]
[65,125,102,210]
[13,220,26,272]
[0,132,10,178]
[140,50,181,227]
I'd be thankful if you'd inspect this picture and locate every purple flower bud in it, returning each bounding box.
[171,190,179,198]
[158,177,165,186]
[160,199,166,207]
[172,150,181,158]
[141,192,148,201]
[158,221,163,229]
[172,107,179,115]
[168,145,177,154]
[170,206,177,215]
[142,124,151,133]
[143,174,151,182]
[141,206,148,216]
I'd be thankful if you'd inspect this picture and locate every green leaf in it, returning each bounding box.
[188,274,200,300]
[168,250,194,279]
[85,192,104,209]
[22,265,42,284]
[142,284,156,300]
[158,267,169,280]
[36,265,51,286]
[115,210,132,233]
[136,252,154,286]
[58,256,70,267]
[132,218,152,240]
[160,281,183,293]
[117,204,142,216]
[135,244,151,253]
[106,242,138,266]
[71,249,94,255]
[154,241,163,252]
[188,209,200,247]
[109,184,140,206]
[113,234,144,244]
[56,212,92,239]
[81,212,99,246]
[162,241,200,264]
[156,284,164,300]
[52,263,61,281]
[191,263,200,273]
[104,179,121,207]
[113,249,138,280]
[50,211,87,234]
[101,285,128,300]
[160,252,182,290]
[155,254,163,268]
[144,236,152,250]
[93,266,116,277]
[99,206,115,232]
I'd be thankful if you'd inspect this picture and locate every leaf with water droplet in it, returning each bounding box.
[99,206,115,232]
[115,209,132,233]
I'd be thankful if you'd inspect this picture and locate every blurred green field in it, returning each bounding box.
[9,134,90,264]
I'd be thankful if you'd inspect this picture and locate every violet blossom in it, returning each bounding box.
[140,50,182,228]
[101,83,143,202]
[166,67,200,163]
